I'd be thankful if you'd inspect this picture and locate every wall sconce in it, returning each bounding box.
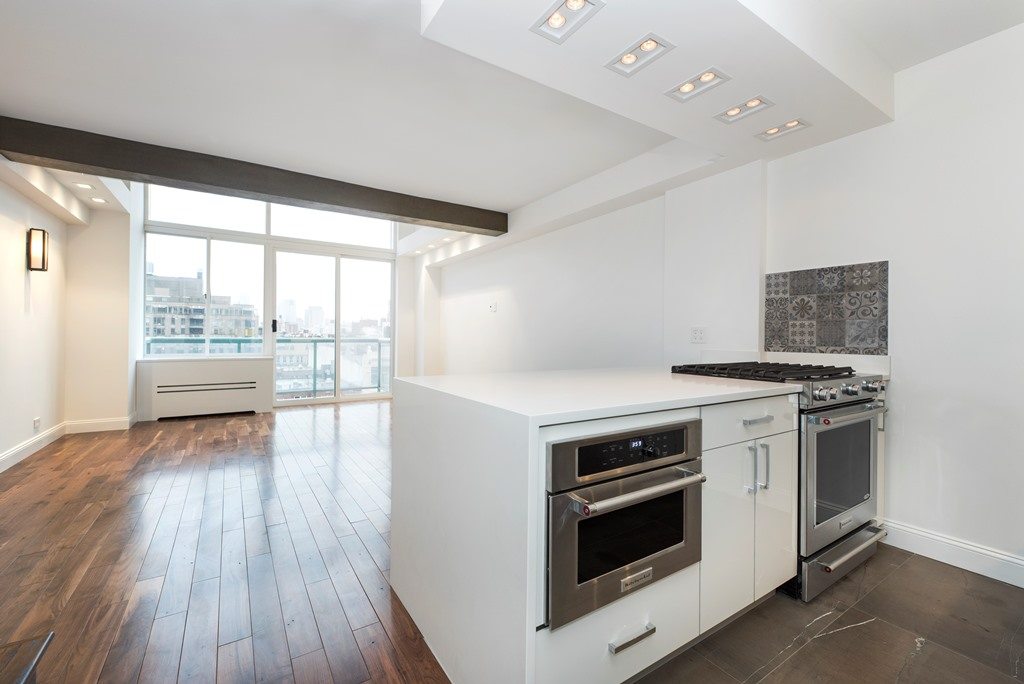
[27,228,49,271]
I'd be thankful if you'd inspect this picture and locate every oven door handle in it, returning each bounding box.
[806,403,886,427]
[567,468,706,518]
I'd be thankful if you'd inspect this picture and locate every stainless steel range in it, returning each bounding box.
[671,362,888,601]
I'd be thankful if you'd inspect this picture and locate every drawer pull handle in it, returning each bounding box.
[609,623,656,654]
[742,414,774,427]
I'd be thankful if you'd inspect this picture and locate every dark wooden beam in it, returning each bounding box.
[0,116,507,236]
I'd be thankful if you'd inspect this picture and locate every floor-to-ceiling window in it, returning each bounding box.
[143,184,396,402]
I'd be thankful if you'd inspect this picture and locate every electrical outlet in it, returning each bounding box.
[33,417,41,431]
[488,302,498,313]
[690,327,707,344]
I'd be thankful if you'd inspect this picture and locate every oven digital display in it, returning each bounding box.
[577,428,687,477]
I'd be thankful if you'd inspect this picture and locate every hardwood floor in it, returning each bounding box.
[0,402,448,683]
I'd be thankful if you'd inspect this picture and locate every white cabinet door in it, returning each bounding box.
[754,430,798,600]
[699,441,756,633]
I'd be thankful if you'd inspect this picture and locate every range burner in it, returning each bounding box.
[672,362,855,383]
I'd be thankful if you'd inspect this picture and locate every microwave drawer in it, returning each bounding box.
[701,395,798,450]
[535,563,700,684]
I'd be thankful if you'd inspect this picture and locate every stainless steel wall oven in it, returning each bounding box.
[547,419,704,629]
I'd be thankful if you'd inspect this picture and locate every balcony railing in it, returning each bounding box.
[144,336,391,399]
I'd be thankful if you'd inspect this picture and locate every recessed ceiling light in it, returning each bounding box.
[427,244,436,249]
[91,197,107,203]
[531,0,604,44]
[757,119,810,141]
[74,182,94,189]
[443,237,453,242]
[715,96,773,124]
[666,67,730,103]
[607,33,674,76]
[414,250,422,254]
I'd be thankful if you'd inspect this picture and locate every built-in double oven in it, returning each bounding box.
[796,399,888,600]
[546,418,704,629]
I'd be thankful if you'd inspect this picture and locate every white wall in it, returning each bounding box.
[440,198,666,374]
[767,23,1024,581]
[127,183,145,421]
[663,162,766,365]
[64,208,132,430]
[0,182,66,467]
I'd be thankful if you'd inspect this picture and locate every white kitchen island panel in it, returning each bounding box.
[391,369,801,684]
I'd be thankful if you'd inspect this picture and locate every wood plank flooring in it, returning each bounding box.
[0,401,448,683]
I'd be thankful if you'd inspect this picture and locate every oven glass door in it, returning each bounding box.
[802,403,883,556]
[814,421,873,525]
[548,461,703,629]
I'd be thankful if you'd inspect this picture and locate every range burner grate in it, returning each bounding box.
[671,362,855,383]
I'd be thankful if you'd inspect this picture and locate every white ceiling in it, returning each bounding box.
[47,169,126,210]
[821,0,1024,71]
[0,0,668,213]
[422,0,894,175]
[2,0,1021,223]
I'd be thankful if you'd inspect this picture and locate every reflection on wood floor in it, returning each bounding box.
[0,401,448,683]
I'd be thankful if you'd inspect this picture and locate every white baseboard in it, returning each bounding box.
[0,423,67,474]
[65,417,132,434]
[883,518,1024,589]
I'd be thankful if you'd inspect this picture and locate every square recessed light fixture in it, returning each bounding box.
[665,67,730,103]
[531,0,605,45]
[757,118,810,141]
[715,96,773,124]
[73,182,94,189]
[606,33,674,77]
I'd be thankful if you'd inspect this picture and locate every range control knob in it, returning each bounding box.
[862,381,884,393]
[842,384,862,396]
[813,388,831,401]
[828,387,840,399]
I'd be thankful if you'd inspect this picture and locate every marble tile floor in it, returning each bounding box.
[639,544,1024,683]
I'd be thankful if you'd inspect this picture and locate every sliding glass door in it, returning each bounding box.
[273,251,393,403]
[338,258,393,395]
[274,252,336,401]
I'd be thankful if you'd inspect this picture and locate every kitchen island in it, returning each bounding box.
[391,368,801,684]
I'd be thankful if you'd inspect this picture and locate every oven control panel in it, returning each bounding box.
[577,428,688,477]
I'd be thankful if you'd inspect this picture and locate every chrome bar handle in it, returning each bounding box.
[758,442,770,490]
[817,527,888,573]
[609,623,656,654]
[569,469,706,517]
[745,444,757,494]
[742,414,774,427]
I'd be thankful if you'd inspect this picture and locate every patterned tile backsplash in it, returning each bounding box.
[765,261,888,355]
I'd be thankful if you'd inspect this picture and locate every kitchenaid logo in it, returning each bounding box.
[621,567,654,593]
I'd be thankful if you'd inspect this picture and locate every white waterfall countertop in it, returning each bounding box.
[394,367,801,424]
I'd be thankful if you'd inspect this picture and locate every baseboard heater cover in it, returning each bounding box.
[137,358,274,421]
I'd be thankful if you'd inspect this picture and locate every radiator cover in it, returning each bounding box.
[136,357,274,421]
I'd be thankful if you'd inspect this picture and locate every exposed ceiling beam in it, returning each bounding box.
[0,116,508,236]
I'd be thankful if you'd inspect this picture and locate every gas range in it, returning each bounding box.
[671,362,885,410]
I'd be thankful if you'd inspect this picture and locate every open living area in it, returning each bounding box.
[2,1,1024,683]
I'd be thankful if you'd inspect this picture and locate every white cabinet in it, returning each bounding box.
[699,430,797,633]
[754,430,798,599]
[699,440,757,631]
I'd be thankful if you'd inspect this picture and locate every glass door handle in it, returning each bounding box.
[758,442,770,490]
[271,319,278,333]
